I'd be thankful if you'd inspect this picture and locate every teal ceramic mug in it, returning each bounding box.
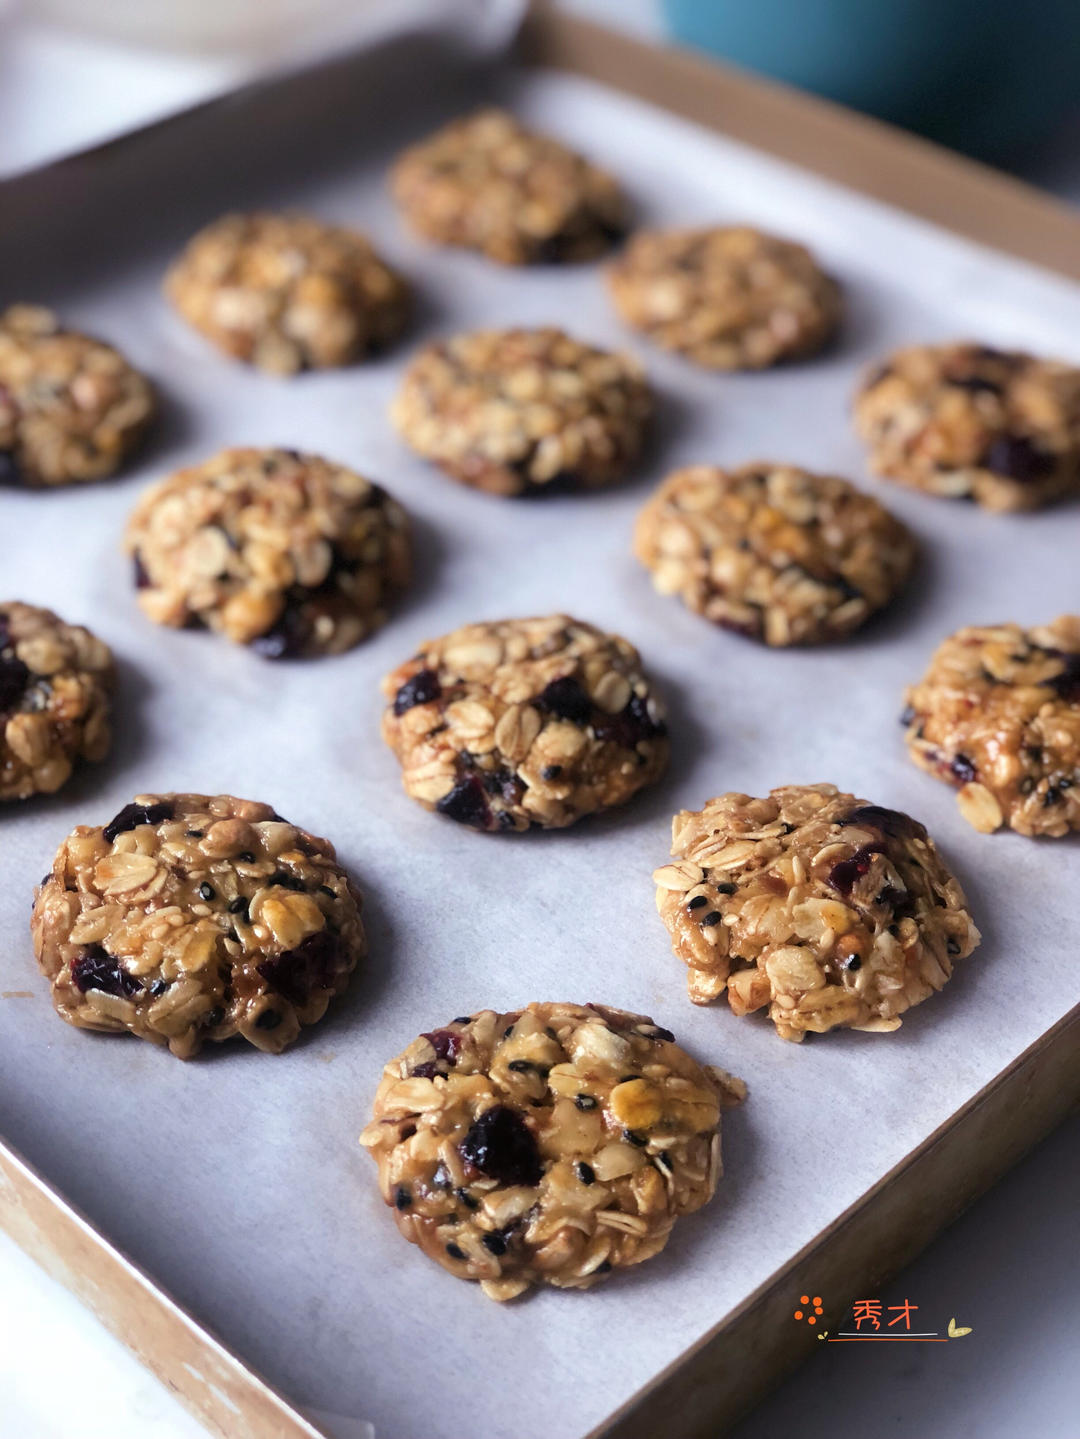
[662,0,1080,160]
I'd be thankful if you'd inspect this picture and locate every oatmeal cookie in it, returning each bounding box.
[126,447,411,658]
[0,602,113,801]
[903,617,1080,837]
[390,109,626,266]
[32,793,365,1058]
[391,328,651,496]
[360,1001,744,1300]
[165,212,410,374]
[654,784,979,1041]
[634,463,915,646]
[381,615,668,831]
[853,343,1080,511]
[606,226,840,370]
[0,305,155,487]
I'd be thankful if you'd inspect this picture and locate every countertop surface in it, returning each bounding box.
[0,2,1077,1437]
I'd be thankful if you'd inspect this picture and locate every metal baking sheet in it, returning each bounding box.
[2,27,1079,1439]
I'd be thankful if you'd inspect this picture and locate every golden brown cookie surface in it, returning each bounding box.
[390,109,626,265]
[607,226,839,369]
[654,784,979,1041]
[360,1001,743,1300]
[381,614,668,831]
[126,447,411,658]
[634,463,915,645]
[904,617,1080,836]
[853,342,1080,511]
[32,793,365,1058]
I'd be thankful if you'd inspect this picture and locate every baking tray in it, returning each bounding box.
[2,7,1080,1439]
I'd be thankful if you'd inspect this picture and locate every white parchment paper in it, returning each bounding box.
[1,46,1079,1439]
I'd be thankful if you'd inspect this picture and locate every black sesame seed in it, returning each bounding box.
[317,884,336,898]
[688,895,707,910]
[395,1185,412,1210]
[199,882,215,902]
[575,1162,596,1185]
[653,1153,672,1174]
[204,1006,225,1029]
[186,829,204,838]
[947,939,961,955]
[237,851,255,863]
[255,1009,282,1030]
[540,764,563,780]
[228,896,249,916]
[445,1243,466,1261]
[457,1188,480,1211]
[453,1016,472,1025]
[647,1026,675,1043]
[574,1094,598,1110]
[507,1059,534,1073]
[503,1025,515,1039]
[481,1232,508,1255]
[148,979,168,997]
[700,911,722,926]
[844,956,862,972]
[715,883,737,896]
[624,1130,647,1147]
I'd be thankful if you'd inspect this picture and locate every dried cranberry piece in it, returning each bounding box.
[592,692,667,747]
[250,600,310,660]
[535,676,592,724]
[950,754,977,784]
[838,804,925,842]
[393,668,441,715]
[102,800,174,844]
[983,435,1054,483]
[827,843,883,897]
[0,631,30,714]
[436,774,493,830]
[422,1028,463,1064]
[0,450,23,486]
[71,945,141,998]
[1045,651,1080,703]
[257,928,341,1007]
[460,1106,542,1187]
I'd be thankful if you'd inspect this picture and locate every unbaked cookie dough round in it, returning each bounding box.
[0,305,155,486]
[126,447,411,659]
[903,616,1080,837]
[391,327,652,496]
[606,226,840,369]
[165,212,410,373]
[0,602,113,801]
[381,614,669,831]
[32,793,365,1058]
[853,342,1080,511]
[390,108,627,265]
[653,783,979,1042]
[633,463,915,646]
[360,1001,744,1300]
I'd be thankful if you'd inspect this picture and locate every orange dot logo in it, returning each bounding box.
[793,1294,824,1324]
